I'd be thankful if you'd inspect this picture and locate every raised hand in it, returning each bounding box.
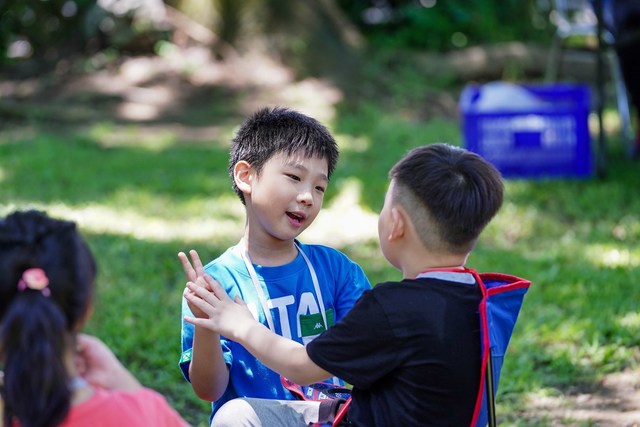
[74,334,141,392]
[178,249,206,284]
[183,280,255,341]
[178,249,212,318]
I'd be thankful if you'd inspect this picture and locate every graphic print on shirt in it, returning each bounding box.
[246,291,335,343]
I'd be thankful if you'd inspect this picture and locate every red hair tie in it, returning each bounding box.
[17,268,50,297]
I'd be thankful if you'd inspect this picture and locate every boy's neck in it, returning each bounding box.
[240,235,298,266]
[400,248,469,279]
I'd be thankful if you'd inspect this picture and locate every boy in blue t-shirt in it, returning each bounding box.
[183,143,506,426]
[178,107,371,425]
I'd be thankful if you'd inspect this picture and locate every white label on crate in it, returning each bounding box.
[479,115,577,152]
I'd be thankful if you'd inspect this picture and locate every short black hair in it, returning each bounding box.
[389,143,504,254]
[228,107,339,204]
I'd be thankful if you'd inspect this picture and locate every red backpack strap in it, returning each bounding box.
[467,269,491,427]
[332,397,351,427]
[280,376,308,401]
[468,271,531,427]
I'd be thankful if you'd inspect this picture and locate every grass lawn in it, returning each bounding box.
[1,100,639,426]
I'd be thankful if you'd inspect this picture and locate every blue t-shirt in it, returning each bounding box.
[179,240,371,420]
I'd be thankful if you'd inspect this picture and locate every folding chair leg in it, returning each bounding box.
[607,50,635,151]
[545,34,563,82]
[486,353,497,427]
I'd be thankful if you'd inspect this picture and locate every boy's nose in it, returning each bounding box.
[297,190,313,206]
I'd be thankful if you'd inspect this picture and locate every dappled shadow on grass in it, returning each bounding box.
[83,232,231,427]
[331,101,464,211]
[474,243,640,424]
[2,51,640,425]
[0,130,232,209]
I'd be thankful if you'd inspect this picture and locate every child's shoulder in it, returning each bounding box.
[202,245,243,272]
[296,241,351,262]
[296,242,369,286]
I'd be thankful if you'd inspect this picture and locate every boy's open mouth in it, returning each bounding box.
[286,212,304,225]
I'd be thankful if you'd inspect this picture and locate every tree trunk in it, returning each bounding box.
[205,0,366,83]
[414,42,605,84]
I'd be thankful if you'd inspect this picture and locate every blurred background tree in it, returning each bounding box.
[0,0,548,79]
[339,0,548,51]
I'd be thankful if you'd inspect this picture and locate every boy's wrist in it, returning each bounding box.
[194,325,220,340]
[236,320,268,347]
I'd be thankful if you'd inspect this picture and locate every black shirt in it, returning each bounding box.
[306,275,482,427]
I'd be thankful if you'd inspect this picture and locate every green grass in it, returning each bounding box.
[1,101,639,426]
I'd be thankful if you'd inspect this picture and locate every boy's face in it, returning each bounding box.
[247,151,329,242]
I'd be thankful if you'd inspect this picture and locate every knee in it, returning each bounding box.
[210,398,257,427]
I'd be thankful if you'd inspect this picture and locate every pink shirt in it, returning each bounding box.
[60,388,191,427]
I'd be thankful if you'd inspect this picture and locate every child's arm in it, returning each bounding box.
[178,250,230,402]
[183,280,332,386]
[188,323,229,401]
[75,334,142,391]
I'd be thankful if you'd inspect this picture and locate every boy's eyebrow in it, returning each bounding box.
[285,161,329,182]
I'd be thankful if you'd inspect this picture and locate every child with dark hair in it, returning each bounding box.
[607,0,640,158]
[0,210,190,427]
[184,143,505,426]
[178,106,371,425]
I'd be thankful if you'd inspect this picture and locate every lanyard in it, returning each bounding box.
[239,242,328,333]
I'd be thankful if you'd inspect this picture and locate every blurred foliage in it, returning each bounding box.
[0,0,552,72]
[0,0,93,62]
[338,0,551,51]
[0,0,171,70]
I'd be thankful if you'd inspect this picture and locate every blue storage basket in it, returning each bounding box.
[460,83,593,179]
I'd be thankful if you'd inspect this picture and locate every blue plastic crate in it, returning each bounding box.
[460,83,593,179]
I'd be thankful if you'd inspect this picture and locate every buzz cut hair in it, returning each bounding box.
[389,143,504,254]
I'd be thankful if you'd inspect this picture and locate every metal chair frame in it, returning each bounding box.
[541,0,634,174]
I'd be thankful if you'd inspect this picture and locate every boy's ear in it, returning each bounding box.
[389,206,406,241]
[233,161,253,195]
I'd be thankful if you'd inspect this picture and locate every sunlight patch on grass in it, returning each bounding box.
[573,340,632,370]
[584,244,640,268]
[524,387,565,405]
[335,133,370,153]
[1,202,244,243]
[88,121,233,148]
[618,312,640,330]
[89,122,175,150]
[277,79,342,123]
[118,102,162,121]
[304,178,379,247]
[0,179,379,248]
[102,189,245,221]
[538,318,590,343]
[483,201,538,247]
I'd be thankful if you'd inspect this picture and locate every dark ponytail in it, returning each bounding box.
[1,294,71,427]
[0,210,96,427]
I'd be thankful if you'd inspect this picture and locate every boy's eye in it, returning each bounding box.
[286,174,301,181]
[315,186,326,193]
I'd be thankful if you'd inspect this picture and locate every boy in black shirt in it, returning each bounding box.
[184,143,504,426]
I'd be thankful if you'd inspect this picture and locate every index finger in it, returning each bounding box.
[189,249,205,277]
[178,249,205,283]
[204,276,233,303]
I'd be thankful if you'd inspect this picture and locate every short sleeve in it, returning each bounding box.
[179,297,194,381]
